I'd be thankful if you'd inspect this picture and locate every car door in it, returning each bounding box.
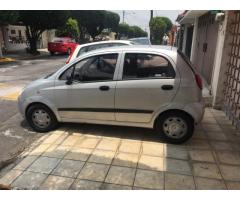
[54,52,120,121]
[115,51,180,123]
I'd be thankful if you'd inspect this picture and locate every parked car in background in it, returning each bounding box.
[18,46,204,144]
[48,37,78,55]
[66,40,132,64]
[129,37,151,45]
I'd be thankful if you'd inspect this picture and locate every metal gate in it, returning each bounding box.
[193,12,219,85]
[223,11,240,128]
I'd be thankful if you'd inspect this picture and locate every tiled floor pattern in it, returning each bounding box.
[1,108,240,190]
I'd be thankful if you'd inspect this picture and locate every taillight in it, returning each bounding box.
[195,74,203,90]
[66,53,73,64]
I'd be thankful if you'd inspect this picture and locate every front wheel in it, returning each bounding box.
[155,111,194,144]
[26,104,58,133]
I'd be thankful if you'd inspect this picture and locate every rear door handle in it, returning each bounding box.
[99,85,110,91]
[161,85,173,90]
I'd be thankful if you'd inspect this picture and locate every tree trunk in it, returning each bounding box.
[0,46,3,58]
[0,26,5,58]
[25,26,40,54]
[29,38,38,54]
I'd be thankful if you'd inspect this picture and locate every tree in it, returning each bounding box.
[56,18,80,41]
[0,11,19,57]
[19,11,69,54]
[117,23,130,38]
[161,17,173,33]
[117,23,147,39]
[72,10,120,41]
[149,17,167,44]
[103,11,120,32]
[128,26,148,38]
[72,11,105,40]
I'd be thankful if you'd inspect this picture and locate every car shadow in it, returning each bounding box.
[20,120,164,143]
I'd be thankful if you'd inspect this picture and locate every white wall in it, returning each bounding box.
[211,11,234,108]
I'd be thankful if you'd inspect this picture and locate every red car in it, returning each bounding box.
[48,37,78,55]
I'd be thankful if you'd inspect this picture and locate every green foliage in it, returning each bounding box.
[72,10,120,40]
[129,26,148,38]
[104,11,120,32]
[19,10,70,53]
[56,18,79,40]
[117,23,147,39]
[0,11,19,26]
[161,17,173,33]
[117,23,130,37]
[149,17,167,44]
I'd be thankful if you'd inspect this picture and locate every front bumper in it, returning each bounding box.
[18,94,26,118]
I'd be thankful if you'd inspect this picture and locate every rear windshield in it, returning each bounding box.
[177,49,195,73]
[51,38,72,43]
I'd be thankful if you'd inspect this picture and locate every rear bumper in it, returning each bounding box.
[48,46,68,53]
[184,99,205,124]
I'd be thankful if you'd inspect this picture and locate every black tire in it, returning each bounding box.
[50,51,55,55]
[26,104,58,133]
[155,111,194,144]
[67,48,71,55]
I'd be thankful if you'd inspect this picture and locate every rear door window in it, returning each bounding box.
[122,53,175,80]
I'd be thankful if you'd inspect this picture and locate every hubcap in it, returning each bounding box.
[163,117,187,139]
[32,109,51,129]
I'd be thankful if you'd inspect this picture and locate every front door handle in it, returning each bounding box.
[99,85,110,91]
[161,85,173,90]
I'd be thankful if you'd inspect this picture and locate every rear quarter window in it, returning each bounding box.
[123,53,175,80]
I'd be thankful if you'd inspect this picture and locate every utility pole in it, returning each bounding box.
[150,10,153,41]
[150,10,153,20]
[123,11,125,23]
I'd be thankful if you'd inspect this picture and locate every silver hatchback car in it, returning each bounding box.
[18,46,204,144]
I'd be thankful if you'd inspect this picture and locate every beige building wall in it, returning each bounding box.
[40,30,56,48]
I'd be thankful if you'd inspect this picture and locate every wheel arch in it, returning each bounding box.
[153,109,194,129]
[25,102,59,121]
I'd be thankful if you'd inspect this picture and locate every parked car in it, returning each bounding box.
[66,40,132,64]
[48,37,78,55]
[129,37,151,45]
[18,46,204,144]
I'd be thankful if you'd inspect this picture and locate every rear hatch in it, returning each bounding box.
[48,38,65,51]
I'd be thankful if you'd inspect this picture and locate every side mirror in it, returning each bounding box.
[66,75,73,85]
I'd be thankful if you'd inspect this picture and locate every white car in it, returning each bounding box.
[18,46,204,144]
[66,40,133,64]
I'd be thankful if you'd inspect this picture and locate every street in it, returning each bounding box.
[0,55,68,167]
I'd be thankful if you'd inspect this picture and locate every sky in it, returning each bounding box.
[111,10,182,35]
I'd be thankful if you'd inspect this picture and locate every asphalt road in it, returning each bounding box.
[0,54,68,168]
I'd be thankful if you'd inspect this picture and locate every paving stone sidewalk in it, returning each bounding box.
[1,108,240,190]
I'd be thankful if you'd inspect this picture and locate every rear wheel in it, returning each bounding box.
[155,111,194,144]
[50,51,54,55]
[26,104,58,133]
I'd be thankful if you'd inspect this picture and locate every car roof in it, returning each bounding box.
[77,40,132,48]
[82,45,178,61]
